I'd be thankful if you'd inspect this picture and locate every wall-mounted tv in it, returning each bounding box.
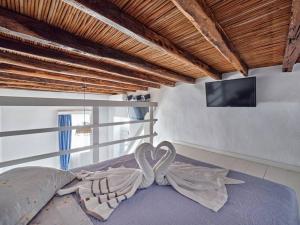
[205,77,256,107]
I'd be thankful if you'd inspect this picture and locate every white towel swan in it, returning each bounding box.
[153,141,244,212]
[57,143,154,221]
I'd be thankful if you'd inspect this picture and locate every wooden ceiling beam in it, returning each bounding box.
[63,0,221,80]
[0,72,126,93]
[0,7,194,83]
[283,0,300,72]
[0,80,121,95]
[0,50,159,89]
[0,72,134,93]
[171,0,248,76]
[0,37,175,87]
[0,63,145,91]
[0,84,119,95]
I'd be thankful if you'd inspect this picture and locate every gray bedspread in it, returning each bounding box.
[69,152,300,225]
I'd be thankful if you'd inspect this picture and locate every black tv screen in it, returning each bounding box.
[206,77,256,107]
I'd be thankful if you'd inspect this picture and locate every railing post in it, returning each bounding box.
[92,106,100,163]
[0,97,158,169]
[149,106,154,145]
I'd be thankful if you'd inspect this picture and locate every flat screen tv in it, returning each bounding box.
[205,77,256,107]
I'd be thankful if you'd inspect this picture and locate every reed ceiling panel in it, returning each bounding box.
[0,0,217,78]
[205,0,292,68]
[111,0,235,73]
[0,0,293,80]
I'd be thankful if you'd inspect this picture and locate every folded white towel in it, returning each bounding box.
[153,141,244,212]
[57,143,154,221]
[57,168,142,220]
[165,162,244,212]
[58,168,143,220]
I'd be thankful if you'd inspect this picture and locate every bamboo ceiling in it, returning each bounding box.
[0,0,298,95]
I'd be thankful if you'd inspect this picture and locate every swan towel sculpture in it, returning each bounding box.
[57,143,154,221]
[153,141,244,212]
[57,141,244,220]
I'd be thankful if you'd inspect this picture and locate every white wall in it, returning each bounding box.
[150,64,300,167]
[0,89,146,171]
[106,94,148,158]
[0,88,148,172]
[0,89,111,171]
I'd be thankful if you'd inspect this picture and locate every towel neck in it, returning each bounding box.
[134,143,155,188]
[153,141,176,185]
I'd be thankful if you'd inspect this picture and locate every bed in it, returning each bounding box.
[31,152,299,225]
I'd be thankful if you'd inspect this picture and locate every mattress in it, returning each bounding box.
[69,152,300,225]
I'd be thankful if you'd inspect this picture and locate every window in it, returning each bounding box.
[71,113,91,149]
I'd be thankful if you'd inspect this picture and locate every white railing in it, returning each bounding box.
[0,96,158,169]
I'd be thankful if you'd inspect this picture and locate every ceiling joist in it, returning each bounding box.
[0,72,127,93]
[0,50,161,89]
[0,37,175,87]
[171,0,248,75]
[0,7,194,84]
[283,0,300,72]
[0,82,120,95]
[0,66,139,92]
[0,78,122,95]
[62,0,221,80]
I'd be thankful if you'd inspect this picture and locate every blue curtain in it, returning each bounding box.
[58,115,72,170]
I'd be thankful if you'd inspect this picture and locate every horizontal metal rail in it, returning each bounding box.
[0,96,158,107]
[0,132,157,168]
[0,119,158,137]
[0,96,158,169]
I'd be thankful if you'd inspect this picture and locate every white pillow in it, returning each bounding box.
[0,166,75,225]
